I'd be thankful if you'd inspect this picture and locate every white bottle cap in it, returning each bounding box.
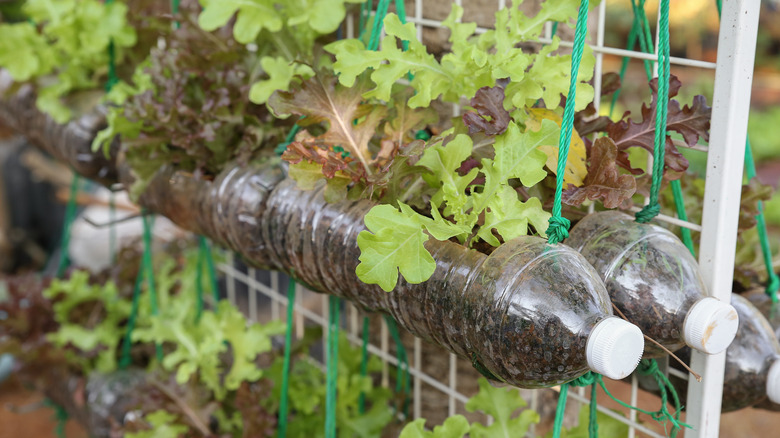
[683,297,739,354]
[767,360,780,404]
[586,316,644,380]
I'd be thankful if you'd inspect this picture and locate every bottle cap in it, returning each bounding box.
[586,316,644,380]
[683,297,739,354]
[767,360,780,404]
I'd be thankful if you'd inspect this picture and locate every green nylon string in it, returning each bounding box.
[714,0,777,301]
[195,236,219,322]
[119,267,144,369]
[671,180,696,255]
[551,384,569,438]
[171,0,181,29]
[367,0,391,52]
[635,0,671,223]
[610,4,646,117]
[636,359,688,437]
[384,315,411,418]
[621,2,694,252]
[56,174,80,278]
[141,212,163,362]
[553,368,689,438]
[359,0,373,39]
[44,398,69,438]
[358,316,371,414]
[551,373,598,438]
[277,279,297,438]
[745,143,780,301]
[325,295,341,438]
[546,0,590,244]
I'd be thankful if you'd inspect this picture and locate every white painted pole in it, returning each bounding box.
[685,1,761,437]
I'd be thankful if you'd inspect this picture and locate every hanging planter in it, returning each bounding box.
[652,294,780,413]
[4,1,776,436]
[566,211,739,357]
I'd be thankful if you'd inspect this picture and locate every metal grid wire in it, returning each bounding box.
[217,1,758,437]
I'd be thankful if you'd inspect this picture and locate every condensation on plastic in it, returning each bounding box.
[566,211,706,358]
[666,294,780,412]
[141,161,617,388]
[0,81,119,186]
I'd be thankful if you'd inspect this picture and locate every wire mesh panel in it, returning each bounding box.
[218,1,760,437]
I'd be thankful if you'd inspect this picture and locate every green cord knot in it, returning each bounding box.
[546,216,571,244]
[637,358,659,376]
[634,203,661,223]
[570,371,598,387]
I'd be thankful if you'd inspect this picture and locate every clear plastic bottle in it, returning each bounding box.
[142,162,646,387]
[0,85,118,185]
[744,291,780,412]
[566,211,739,358]
[665,294,780,412]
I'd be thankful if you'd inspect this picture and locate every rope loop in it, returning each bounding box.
[634,203,661,223]
[570,371,598,387]
[546,216,571,244]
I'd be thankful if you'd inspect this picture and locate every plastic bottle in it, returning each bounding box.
[566,211,739,358]
[664,294,780,412]
[0,82,118,186]
[140,162,645,388]
[2,90,647,388]
[744,291,780,411]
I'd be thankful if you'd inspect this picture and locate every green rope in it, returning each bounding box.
[620,1,695,253]
[43,398,69,438]
[275,123,301,155]
[546,0,590,244]
[634,0,671,223]
[277,279,297,438]
[745,143,780,301]
[367,0,391,52]
[119,267,144,369]
[670,180,696,255]
[195,236,220,322]
[552,383,569,438]
[171,0,180,29]
[551,373,599,438]
[636,359,688,437]
[384,315,411,419]
[140,212,163,362]
[325,295,341,438]
[630,0,654,78]
[358,316,371,414]
[56,174,80,277]
[359,0,373,39]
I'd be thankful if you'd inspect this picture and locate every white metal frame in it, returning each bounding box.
[215,1,761,437]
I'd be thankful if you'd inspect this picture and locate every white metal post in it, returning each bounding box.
[685,1,761,437]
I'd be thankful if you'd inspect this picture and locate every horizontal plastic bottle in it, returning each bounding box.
[566,211,738,358]
[745,291,780,411]
[665,294,780,412]
[140,162,645,387]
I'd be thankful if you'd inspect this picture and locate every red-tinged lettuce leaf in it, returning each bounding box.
[462,86,511,135]
[562,137,637,209]
[268,73,387,173]
[740,178,774,230]
[606,76,710,175]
